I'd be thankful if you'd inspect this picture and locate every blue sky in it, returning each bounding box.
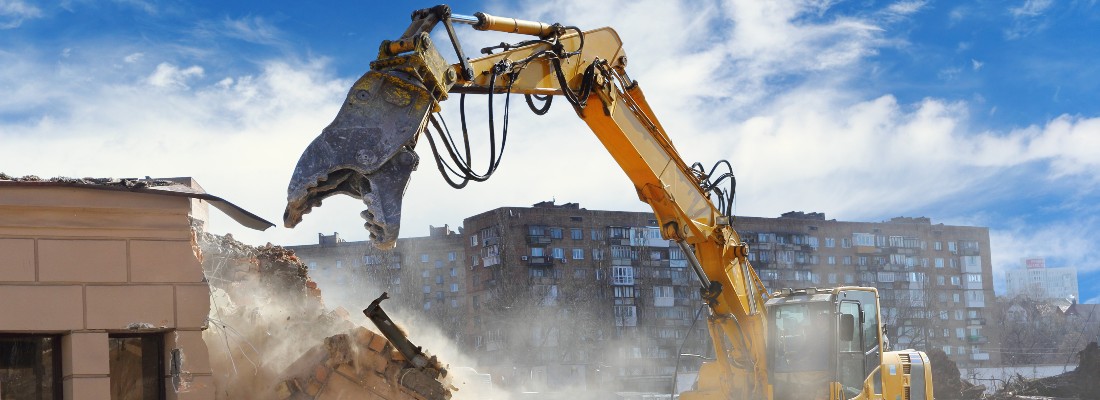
[2,0,1099,300]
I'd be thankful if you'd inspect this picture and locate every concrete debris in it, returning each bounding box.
[277,327,452,400]
[0,172,176,188]
[990,342,1100,400]
[197,231,452,400]
[926,348,985,400]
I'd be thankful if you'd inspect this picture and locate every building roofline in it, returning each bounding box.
[0,176,274,231]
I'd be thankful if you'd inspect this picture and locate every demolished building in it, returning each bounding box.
[0,175,272,399]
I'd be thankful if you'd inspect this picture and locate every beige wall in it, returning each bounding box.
[0,186,215,399]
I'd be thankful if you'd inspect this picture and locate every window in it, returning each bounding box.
[843,256,852,265]
[550,228,563,239]
[420,254,429,263]
[807,237,819,249]
[450,268,457,277]
[590,228,605,240]
[470,234,478,247]
[614,286,635,298]
[853,233,874,246]
[827,256,836,265]
[572,248,584,260]
[423,285,431,293]
[1,335,62,399]
[825,238,835,248]
[934,241,942,251]
[574,269,587,279]
[435,276,444,284]
[450,283,459,292]
[948,241,957,253]
[951,276,961,286]
[529,225,546,236]
[935,258,944,268]
[335,261,342,269]
[571,228,583,240]
[530,247,545,257]
[109,333,164,400]
[592,248,605,260]
[435,260,443,269]
[552,248,565,259]
[937,276,945,285]
[858,256,868,266]
[448,251,457,261]
[421,270,430,278]
[610,245,631,259]
[841,238,852,248]
[424,301,432,310]
[451,299,459,308]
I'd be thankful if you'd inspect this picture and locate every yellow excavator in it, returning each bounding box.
[283,5,933,400]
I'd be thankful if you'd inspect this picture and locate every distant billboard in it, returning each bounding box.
[1024,257,1046,269]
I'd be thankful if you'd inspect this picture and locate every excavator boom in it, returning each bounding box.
[284,5,932,400]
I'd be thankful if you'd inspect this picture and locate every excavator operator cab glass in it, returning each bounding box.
[839,313,855,342]
[769,302,831,373]
[767,299,832,400]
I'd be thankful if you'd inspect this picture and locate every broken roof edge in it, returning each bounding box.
[0,176,275,231]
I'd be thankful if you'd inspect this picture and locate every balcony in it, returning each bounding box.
[670,259,688,268]
[967,336,988,344]
[523,255,554,266]
[967,318,986,326]
[607,237,631,246]
[526,235,552,245]
[970,352,990,361]
[612,275,635,286]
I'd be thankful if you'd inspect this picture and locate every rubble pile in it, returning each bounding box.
[990,342,1100,400]
[196,232,454,400]
[0,173,176,188]
[197,232,355,399]
[276,327,451,400]
[927,348,985,400]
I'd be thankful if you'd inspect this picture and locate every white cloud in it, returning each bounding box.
[146,62,205,89]
[221,15,282,45]
[886,1,927,16]
[124,52,144,63]
[971,59,983,71]
[1010,0,1053,17]
[2,0,1098,277]
[0,0,42,29]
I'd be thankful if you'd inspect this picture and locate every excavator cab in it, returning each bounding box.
[765,287,882,400]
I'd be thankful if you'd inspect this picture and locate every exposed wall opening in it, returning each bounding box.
[0,334,62,400]
[109,333,165,400]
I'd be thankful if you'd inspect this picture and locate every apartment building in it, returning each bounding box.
[461,201,707,393]
[288,203,1000,394]
[286,226,468,343]
[1004,257,1079,302]
[738,212,998,367]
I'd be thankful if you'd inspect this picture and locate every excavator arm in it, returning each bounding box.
[285,5,770,399]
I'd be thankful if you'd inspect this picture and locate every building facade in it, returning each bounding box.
[286,226,469,344]
[0,177,271,400]
[1004,257,1079,302]
[739,212,998,366]
[288,203,1001,394]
